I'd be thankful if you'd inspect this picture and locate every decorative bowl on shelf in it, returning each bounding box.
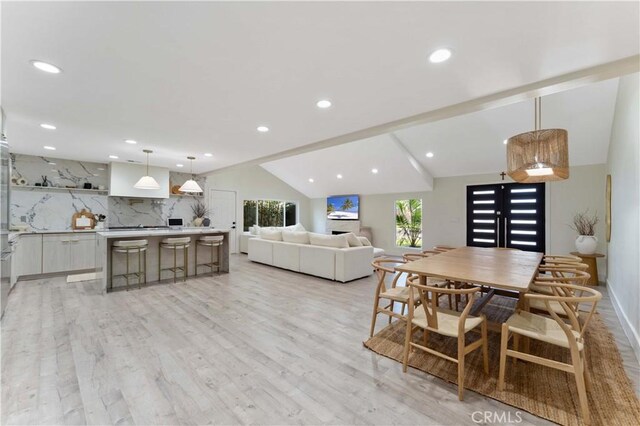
[171,185,182,195]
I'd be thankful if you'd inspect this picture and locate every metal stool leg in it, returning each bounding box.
[183,244,188,282]
[217,244,222,272]
[143,249,147,284]
[173,245,177,283]
[137,247,142,289]
[195,243,198,276]
[158,246,162,282]
[125,249,130,291]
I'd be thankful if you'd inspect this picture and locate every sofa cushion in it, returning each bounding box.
[260,229,283,241]
[309,232,349,249]
[285,223,306,232]
[273,241,301,271]
[358,236,372,246]
[345,232,363,247]
[282,230,310,244]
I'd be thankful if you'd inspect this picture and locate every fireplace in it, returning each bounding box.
[326,220,360,234]
[331,231,349,235]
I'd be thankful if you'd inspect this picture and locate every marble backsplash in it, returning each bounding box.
[10,154,206,230]
[10,153,108,189]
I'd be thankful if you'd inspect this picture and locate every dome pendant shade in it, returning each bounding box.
[179,156,203,193]
[506,129,569,183]
[179,179,203,193]
[134,175,160,189]
[133,149,161,189]
[506,97,569,183]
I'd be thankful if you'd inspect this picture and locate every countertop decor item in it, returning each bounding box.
[71,209,96,230]
[133,149,160,190]
[41,175,50,187]
[570,210,599,254]
[83,182,93,189]
[191,199,209,227]
[171,184,182,194]
[179,156,203,193]
[506,97,569,183]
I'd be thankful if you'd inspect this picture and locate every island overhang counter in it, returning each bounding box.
[96,228,230,292]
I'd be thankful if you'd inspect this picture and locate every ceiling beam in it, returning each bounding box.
[388,133,433,190]
[203,55,639,176]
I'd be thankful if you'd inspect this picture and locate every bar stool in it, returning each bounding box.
[111,239,148,291]
[195,235,224,276]
[159,237,190,283]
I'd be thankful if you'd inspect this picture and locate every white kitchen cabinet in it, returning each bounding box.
[43,234,96,274]
[69,236,96,270]
[12,234,42,281]
[43,235,71,274]
[109,162,169,199]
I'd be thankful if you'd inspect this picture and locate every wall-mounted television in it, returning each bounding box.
[327,194,359,220]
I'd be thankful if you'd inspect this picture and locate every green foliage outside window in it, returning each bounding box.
[395,199,422,247]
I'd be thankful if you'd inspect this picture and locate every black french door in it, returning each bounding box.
[466,183,545,253]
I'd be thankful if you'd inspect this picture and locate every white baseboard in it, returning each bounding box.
[607,279,640,363]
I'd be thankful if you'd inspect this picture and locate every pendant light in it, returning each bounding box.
[506,97,569,183]
[179,156,203,193]
[133,149,160,189]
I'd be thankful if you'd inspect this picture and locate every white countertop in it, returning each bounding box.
[97,228,231,238]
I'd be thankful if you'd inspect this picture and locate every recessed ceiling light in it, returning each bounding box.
[176,164,184,168]
[337,174,343,179]
[308,178,314,183]
[316,100,332,109]
[97,167,105,171]
[48,162,56,165]
[204,153,213,157]
[43,146,56,150]
[125,139,137,144]
[257,126,269,133]
[109,155,118,159]
[30,60,62,74]
[426,152,434,158]
[40,123,56,130]
[503,139,508,145]
[371,168,379,174]
[429,48,452,63]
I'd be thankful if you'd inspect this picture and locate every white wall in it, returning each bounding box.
[311,164,607,277]
[606,73,640,359]
[204,166,311,249]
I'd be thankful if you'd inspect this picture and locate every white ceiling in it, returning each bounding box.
[2,1,638,173]
[262,77,620,197]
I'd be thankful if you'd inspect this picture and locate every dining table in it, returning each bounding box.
[395,246,544,320]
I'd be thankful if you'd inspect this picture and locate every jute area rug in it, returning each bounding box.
[363,296,640,426]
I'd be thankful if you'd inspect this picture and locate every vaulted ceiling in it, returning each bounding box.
[261,77,621,198]
[2,2,638,173]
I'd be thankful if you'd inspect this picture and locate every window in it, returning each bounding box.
[395,199,422,247]
[243,199,298,231]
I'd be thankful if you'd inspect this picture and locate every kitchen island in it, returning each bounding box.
[96,228,230,292]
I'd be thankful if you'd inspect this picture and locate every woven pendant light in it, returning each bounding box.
[506,97,569,183]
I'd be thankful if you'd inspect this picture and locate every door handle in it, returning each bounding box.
[231,226,236,229]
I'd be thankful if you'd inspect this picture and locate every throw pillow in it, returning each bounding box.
[281,230,310,244]
[345,232,363,247]
[308,232,349,249]
[260,229,283,241]
[357,236,372,246]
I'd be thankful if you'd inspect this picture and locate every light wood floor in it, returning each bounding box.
[1,255,637,425]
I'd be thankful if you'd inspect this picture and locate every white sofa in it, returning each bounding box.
[248,230,375,282]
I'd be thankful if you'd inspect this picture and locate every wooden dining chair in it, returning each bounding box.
[543,254,583,264]
[402,276,488,401]
[529,269,591,317]
[369,258,420,337]
[498,283,602,424]
[433,245,456,252]
[531,267,590,296]
[402,252,453,308]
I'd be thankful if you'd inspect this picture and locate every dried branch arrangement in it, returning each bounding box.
[570,210,599,236]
